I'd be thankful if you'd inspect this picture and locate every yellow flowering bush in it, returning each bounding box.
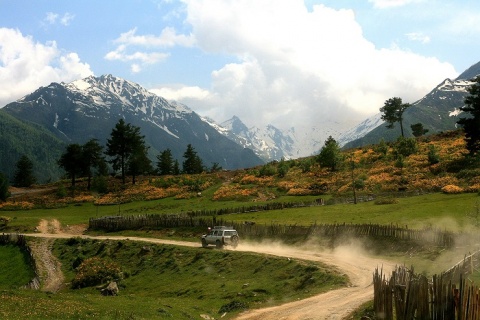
[240,174,274,186]
[286,188,313,196]
[72,257,122,289]
[441,185,464,194]
[212,184,257,201]
[0,201,35,210]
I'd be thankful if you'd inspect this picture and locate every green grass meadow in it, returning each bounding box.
[1,192,480,319]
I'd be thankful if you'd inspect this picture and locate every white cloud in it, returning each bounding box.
[368,0,422,9]
[0,28,93,108]
[43,12,75,26]
[150,85,210,101]
[164,0,456,133]
[105,27,194,72]
[406,32,430,44]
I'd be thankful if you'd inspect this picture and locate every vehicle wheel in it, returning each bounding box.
[231,236,239,248]
[216,240,223,249]
[201,239,208,248]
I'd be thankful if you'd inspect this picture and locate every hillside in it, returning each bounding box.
[0,112,65,183]
[3,129,478,211]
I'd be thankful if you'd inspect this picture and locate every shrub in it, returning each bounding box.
[258,164,276,177]
[374,198,399,205]
[72,257,122,289]
[393,137,418,158]
[427,145,440,165]
[441,185,463,194]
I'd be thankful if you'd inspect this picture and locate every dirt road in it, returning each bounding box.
[24,221,394,319]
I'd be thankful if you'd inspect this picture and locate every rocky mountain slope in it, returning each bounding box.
[1,75,264,177]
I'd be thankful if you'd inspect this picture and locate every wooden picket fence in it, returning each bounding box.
[373,256,480,320]
[0,233,40,289]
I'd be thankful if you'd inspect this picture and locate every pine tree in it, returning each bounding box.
[380,97,410,137]
[82,139,105,190]
[182,144,203,174]
[13,155,36,187]
[106,119,149,184]
[58,143,84,188]
[127,145,152,184]
[157,149,174,175]
[458,76,480,155]
[410,123,429,137]
[0,172,9,201]
[317,136,343,171]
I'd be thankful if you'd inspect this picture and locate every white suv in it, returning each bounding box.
[201,226,239,249]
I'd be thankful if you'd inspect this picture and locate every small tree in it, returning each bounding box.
[374,138,389,156]
[410,123,429,137]
[13,155,36,187]
[0,172,10,201]
[182,144,203,174]
[172,160,180,175]
[458,76,480,155]
[393,137,418,158]
[317,136,343,171]
[380,97,410,137]
[427,145,440,165]
[157,149,174,175]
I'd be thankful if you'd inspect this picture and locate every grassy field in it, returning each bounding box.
[3,192,478,234]
[0,244,35,289]
[1,238,347,319]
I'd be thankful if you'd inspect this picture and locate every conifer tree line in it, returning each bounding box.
[56,119,219,188]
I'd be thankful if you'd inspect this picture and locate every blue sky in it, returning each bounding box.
[1,0,479,133]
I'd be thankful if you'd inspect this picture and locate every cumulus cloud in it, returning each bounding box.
[105,27,194,72]
[150,0,455,133]
[0,28,93,107]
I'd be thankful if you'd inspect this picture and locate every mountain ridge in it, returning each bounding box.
[1,75,264,180]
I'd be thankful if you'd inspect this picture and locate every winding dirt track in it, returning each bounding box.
[24,226,394,320]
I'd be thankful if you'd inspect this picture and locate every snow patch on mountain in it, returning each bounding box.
[336,113,383,147]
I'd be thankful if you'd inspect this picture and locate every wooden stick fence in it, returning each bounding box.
[89,212,455,247]
[373,264,480,319]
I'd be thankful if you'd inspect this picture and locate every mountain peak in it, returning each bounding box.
[456,61,480,81]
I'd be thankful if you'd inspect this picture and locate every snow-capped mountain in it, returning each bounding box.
[343,61,480,148]
[2,74,264,170]
[336,113,383,147]
[204,115,341,161]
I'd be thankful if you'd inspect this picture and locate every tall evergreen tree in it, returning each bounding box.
[317,136,343,171]
[106,119,148,184]
[82,139,105,190]
[173,159,180,175]
[157,149,174,175]
[127,145,152,184]
[380,97,410,138]
[58,143,84,188]
[182,144,203,174]
[13,155,36,187]
[458,76,480,155]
